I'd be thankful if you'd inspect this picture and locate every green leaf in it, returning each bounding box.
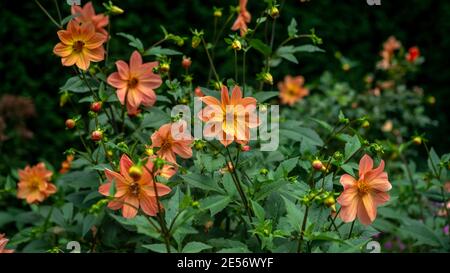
[249,39,272,57]
[294,44,325,53]
[253,91,279,103]
[117,32,144,52]
[182,242,212,253]
[288,18,298,38]
[60,76,97,93]
[82,214,97,236]
[344,135,361,161]
[427,147,440,176]
[251,200,265,221]
[201,195,231,216]
[58,170,99,190]
[275,157,298,178]
[181,173,224,193]
[142,243,176,253]
[143,46,182,56]
[281,127,324,146]
[401,219,444,247]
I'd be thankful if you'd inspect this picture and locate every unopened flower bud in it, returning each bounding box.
[91,130,103,142]
[65,119,76,129]
[231,40,242,51]
[241,145,251,152]
[213,81,223,91]
[90,101,102,113]
[194,87,205,97]
[427,96,436,105]
[128,165,143,181]
[145,147,154,156]
[192,36,201,49]
[412,136,422,146]
[324,195,336,208]
[312,160,323,171]
[194,139,206,150]
[362,120,370,129]
[110,5,124,15]
[269,6,280,18]
[262,72,273,85]
[213,8,222,18]
[159,63,170,73]
[259,168,269,175]
[182,56,192,70]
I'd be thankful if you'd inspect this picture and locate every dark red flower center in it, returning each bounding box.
[72,41,85,53]
[128,77,139,89]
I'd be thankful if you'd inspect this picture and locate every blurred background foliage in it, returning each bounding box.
[0,0,449,173]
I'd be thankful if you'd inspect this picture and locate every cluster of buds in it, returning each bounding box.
[300,189,337,211]
[89,199,109,214]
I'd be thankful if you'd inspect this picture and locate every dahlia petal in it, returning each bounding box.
[83,47,105,62]
[221,86,230,106]
[116,88,127,105]
[122,196,139,219]
[139,88,157,107]
[339,199,358,223]
[340,174,356,189]
[172,142,192,159]
[57,30,74,45]
[357,199,373,225]
[84,33,107,49]
[107,72,127,89]
[201,96,221,106]
[231,86,243,105]
[115,60,130,79]
[61,54,78,67]
[129,50,143,72]
[139,195,159,216]
[337,187,358,206]
[371,191,390,206]
[362,194,377,223]
[75,53,91,70]
[359,154,374,177]
[119,154,134,181]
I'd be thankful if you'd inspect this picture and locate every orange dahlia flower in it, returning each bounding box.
[17,163,56,204]
[278,75,309,106]
[0,234,14,253]
[337,154,392,225]
[151,121,194,164]
[59,154,74,174]
[71,1,109,36]
[53,20,107,71]
[107,51,162,114]
[99,154,171,219]
[231,0,252,36]
[198,85,259,147]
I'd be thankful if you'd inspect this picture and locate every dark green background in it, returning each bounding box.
[0,0,449,172]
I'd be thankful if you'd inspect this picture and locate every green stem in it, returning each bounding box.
[34,0,62,29]
[297,206,309,253]
[347,220,355,239]
[234,50,238,83]
[202,37,220,83]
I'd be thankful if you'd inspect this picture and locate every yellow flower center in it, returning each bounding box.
[129,182,140,196]
[72,41,85,53]
[357,180,370,195]
[128,77,139,89]
[30,178,41,191]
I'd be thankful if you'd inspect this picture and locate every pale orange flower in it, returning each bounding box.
[377,36,401,70]
[71,1,109,36]
[17,163,57,204]
[53,20,107,70]
[198,85,259,147]
[278,75,309,106]
[337,154,392,225]
[0,234,14,253]
[151,121,194,164]
[231,0,251,36]
[99,154,171,219]
[107,51,162,114]
[59,154,74,174]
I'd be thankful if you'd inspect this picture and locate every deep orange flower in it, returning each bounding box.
[53,20,107,71]
[0,234,14,253]
[59,155,74,174]
[107,51,162,114]
[278,75,309,106]
[17,163,56,204]
[151,121,194,164]
[231,0,251,36]
[337,154,392,225]
[99,155,171,219]
[198,85,259,147]
[71,1,109,36]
